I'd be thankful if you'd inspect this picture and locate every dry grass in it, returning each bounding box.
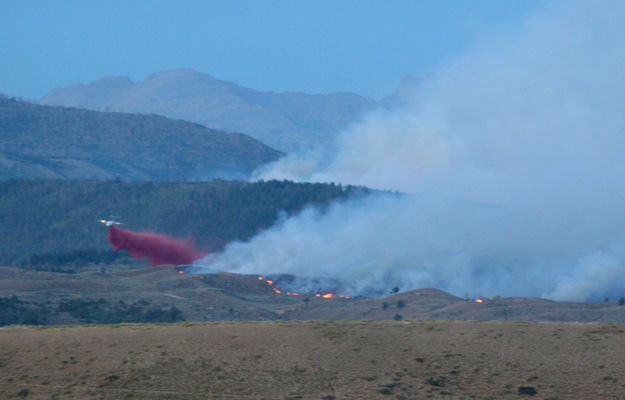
[2,320,625,399]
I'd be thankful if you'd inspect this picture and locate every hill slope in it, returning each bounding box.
[3,265,625,325]
[41,69,378,152]
[0,179,366,265]
[0,96,282,181]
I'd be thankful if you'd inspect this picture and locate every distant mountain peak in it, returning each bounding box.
[41,69,380,152]
[144,68,214,82]
[90,75,134,86]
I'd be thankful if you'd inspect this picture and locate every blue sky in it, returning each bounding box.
[2,0,542,100]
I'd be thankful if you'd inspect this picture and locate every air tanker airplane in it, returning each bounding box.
[98,216,122,226]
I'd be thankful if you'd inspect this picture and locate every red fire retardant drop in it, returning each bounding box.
[108,225,202,265]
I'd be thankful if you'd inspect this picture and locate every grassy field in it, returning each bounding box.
[2,320,625,399]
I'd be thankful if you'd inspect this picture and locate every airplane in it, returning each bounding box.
[98,216,123,226]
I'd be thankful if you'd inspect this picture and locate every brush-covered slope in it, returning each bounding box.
[41,69,378,152]
[0,179,366,265]
[3,265,625,326]
[0,95,282,181]
[4,320,625,399]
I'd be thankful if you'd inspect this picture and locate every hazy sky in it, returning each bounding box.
[2,0,542,100]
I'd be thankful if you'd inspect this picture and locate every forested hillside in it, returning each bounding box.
[0,95,282,181]
[0,179,368,266]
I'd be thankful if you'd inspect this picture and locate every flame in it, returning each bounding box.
[258,276,349,299]
[470,297,496,303]
[178,270,185,275]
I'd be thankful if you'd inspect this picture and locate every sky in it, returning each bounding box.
[2,0,542,100]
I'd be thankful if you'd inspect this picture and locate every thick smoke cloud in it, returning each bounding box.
[204,1,625,301]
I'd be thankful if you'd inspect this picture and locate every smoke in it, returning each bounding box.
[203,0,625,301]
[108,226,203,266]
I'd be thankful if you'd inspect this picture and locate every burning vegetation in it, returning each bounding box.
[469,297,498,303]
[257,276,350,299]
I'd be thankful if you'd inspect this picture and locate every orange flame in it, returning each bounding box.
[470,297,496,303]
[258,276,349,299]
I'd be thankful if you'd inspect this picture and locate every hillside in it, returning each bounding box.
[0,96,282,181]
[2,320,625,399]
[0,179,366,265]
[3,265,625,326]
[41,69,379,152]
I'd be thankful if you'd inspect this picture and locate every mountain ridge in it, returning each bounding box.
[41,69,418,152]
[0,95,282,181]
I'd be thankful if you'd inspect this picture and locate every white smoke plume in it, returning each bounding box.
[202,0,625,301]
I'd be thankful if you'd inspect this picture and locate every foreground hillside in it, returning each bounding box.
[3,265,625,326]
[0,95,282,181]
[2,320,624,399]
[0,179,364,265]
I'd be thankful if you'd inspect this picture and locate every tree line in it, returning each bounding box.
[0,178,370,266]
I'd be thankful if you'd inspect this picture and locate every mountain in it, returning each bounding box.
[41,69,379,152]
[0,95,282,181]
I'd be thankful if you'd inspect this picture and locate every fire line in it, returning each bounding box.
[257,276,350,299]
